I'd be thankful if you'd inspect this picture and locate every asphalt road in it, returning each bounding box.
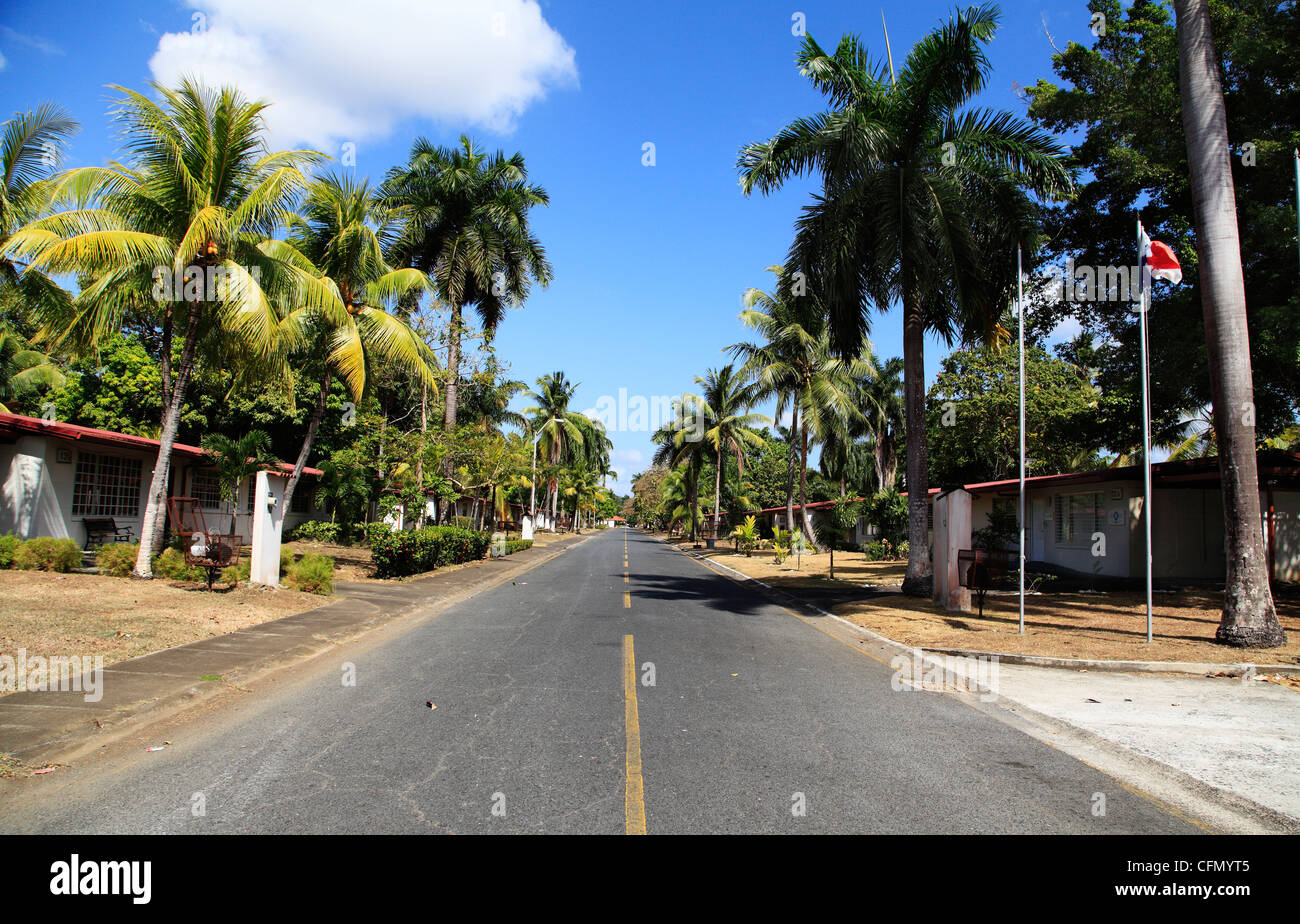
[0,529,1197,834]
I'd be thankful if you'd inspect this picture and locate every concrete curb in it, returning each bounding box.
[1,532,596,767]
[662,536,1297,677]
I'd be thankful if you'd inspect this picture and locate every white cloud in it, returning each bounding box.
[0,51,6,72]
[147,0,577,151]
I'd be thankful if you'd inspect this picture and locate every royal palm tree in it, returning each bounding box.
[0,104,77,325]
[1174,0,1284,647]
[276,172,439,514]
[381,136,552,430]
[4,80,330,576]
[687,364,769,535]
[738,5,1070,592]
[200,429,278,534]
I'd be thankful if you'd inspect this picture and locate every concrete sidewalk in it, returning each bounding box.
[0,533,592,766]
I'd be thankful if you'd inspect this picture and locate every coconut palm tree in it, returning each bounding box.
[0,104,77,325]
[200,429,278,534]
[381,136,552,430]
[276,172,439,515]
[738,5,1070,593]
[3,80,330,576]
[522,371,586,525]
[652,394,709,543]
[730,267,870,546]
[1173,0,1284,647]
[687,364,769,535]
[0,325,65,412]
[862,355,905,493]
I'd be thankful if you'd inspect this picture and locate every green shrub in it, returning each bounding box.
[286,553,334,595]
[291,521,341,544]
[370,526,491,577]
[360,522,392,547]
[96,542,140,577]
[15,537,82,573]
[153,547,204,581]
[280,544,295,574]
[0,533,20,569]
[220,559,251,585]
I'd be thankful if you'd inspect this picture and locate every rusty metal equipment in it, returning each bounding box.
[166,497,241,590]
[957,548,1015,617]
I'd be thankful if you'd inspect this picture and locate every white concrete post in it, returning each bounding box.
[932,488,973,612]
[521,515,534,541]
[250,470,286,588]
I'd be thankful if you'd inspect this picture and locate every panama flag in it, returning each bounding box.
[1138,224,1183,285]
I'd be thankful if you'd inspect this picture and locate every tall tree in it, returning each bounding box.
[276,173,439,516]
[5,81,328,576]
[200,429,277,534]
[687,364,769,533]
[381,136,552,431]
[522,371,586,525]
[738,5,1070,593]
[1173,0,1285,647]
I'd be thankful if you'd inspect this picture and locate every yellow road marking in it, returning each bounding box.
[622,634,647,835]
[623,591,631,608]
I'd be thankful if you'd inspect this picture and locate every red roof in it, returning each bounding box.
[0,412,322,477]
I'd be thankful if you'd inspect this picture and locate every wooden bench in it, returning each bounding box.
[83,517,134,550]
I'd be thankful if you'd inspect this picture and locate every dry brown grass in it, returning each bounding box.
[665,535,1300,665]
[0,570,332,671]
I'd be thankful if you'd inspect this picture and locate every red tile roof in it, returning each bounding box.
[0,412,322,477]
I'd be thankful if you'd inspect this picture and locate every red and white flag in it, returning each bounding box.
[1138,224,1183,285]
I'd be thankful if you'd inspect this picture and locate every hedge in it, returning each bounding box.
[369,526,491,578]
[498,538,533,556]
[13,537,81,572]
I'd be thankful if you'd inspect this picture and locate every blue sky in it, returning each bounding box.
[1,0,1096,494]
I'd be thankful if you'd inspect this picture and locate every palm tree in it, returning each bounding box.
[0,104,77,325]
[0,325,65,412]
[200,429,278,534]
[687,364,769,535]
[522,371,586,525]
[652,395,709,543]
[4,80,330,577]
[381,136,552,430]
[738,5,1070,593]
[1174,0,1284,647]
[276,172,439,515]
[730,267,870,546]
[862,355,905,493]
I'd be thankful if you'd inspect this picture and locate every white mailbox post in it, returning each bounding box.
[250,470,287,588]
[932,487,973,612]
[521,515,534,541]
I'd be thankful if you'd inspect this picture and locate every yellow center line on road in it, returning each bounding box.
[623,591,631,608]
[622,634,647,835]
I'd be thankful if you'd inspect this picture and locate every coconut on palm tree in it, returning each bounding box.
[381,136,552,431]
[276,172,439,515]
[738,5,1070,593]
[4,80,332,576]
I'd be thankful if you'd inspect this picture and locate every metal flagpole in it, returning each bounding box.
[1138,220,1154,643]
[1017,245,1026,635]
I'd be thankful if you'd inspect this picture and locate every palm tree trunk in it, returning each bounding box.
[901,286,932,596]
[416,380,427,527]
[283,367,332,518]
[688,462,699,543]
[443,303,461,431]
[1175,0,1284,647]
[798,421,817,549]
[785,402,799,534]
[134,305,202,578]
[713,446,723,537]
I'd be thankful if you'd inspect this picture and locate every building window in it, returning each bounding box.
[191,471,224,510]
[246,477,256,513]
[1054,492,1103,545]
[291,485,314,514]
[72,452,143,518]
